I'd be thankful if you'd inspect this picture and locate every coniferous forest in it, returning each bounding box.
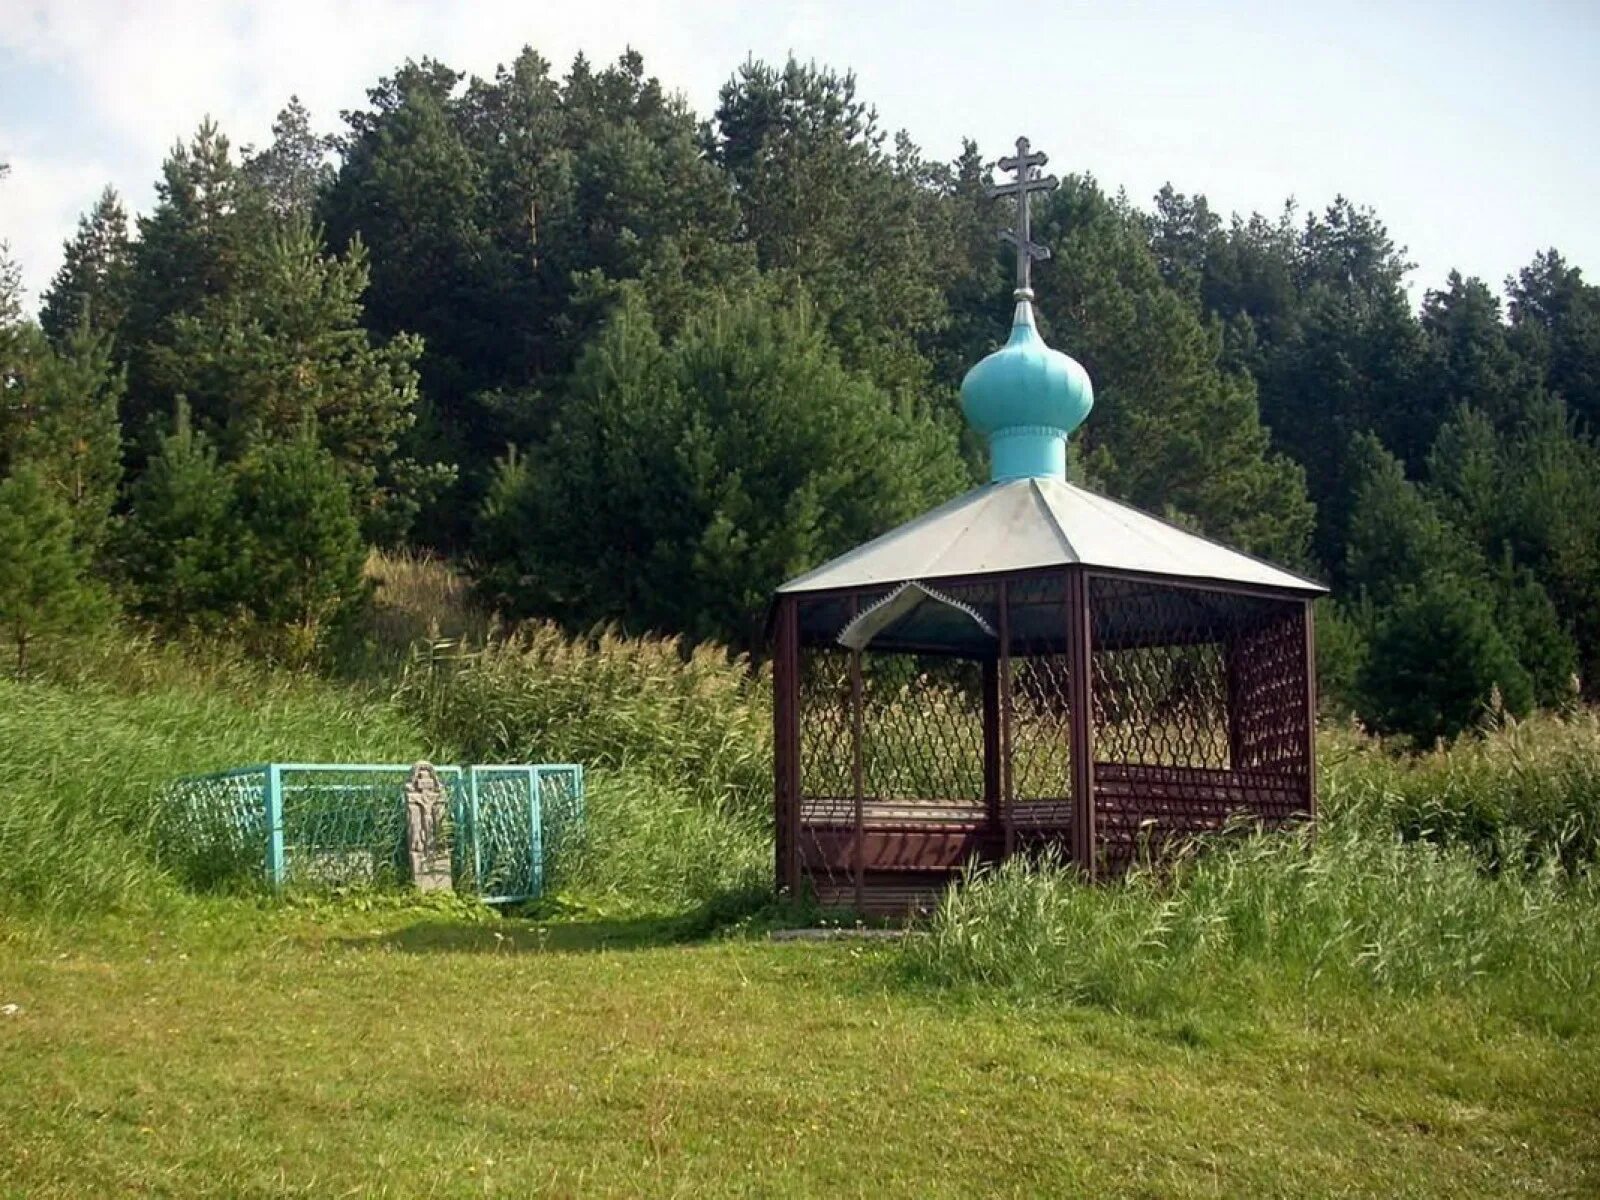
[4,50,1599,745]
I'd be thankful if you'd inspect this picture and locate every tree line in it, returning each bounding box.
[2,50,1597,743]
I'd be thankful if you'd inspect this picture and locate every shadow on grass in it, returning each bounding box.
[339,885,802,956]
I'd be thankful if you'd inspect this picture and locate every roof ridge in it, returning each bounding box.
[1029,476,1082,564]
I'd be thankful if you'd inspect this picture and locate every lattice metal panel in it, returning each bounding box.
[159,767,270,887]
[796,645,853,899]
[1086,576,1312,872]
[455,765,586,902]
[861,654,985,804]
[537,765,586,886]
[1228,610,1312,773]
[458,766,538,901]
[791,585,993,910]
[159,762,581,901]
[798,648,853,803]
[1007,571,1074,813]
[280,765,442,886]
[1088,578,1234,769]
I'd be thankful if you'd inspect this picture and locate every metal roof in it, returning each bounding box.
[777,476,1327,596]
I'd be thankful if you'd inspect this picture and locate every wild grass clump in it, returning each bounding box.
[399,622,772,817]
[903,821,1600,1027]
[397,621,773,914]
[0,632,442,916]
[558,768,771,913]
[1323,709,1600,868]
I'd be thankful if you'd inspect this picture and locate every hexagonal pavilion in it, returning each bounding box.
[768,139,1326,913]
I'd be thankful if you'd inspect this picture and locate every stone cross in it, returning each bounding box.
[988,136,1059,297]
[404,762,453,892]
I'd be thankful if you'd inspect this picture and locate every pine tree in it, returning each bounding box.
[123,121,266,440]
[1424,403,1503,549]
[1344,432,1483,605]
[0,465,102,673]
[1492,393,1600,691]
[154,214,425,535]
[122,404,244,629]
[243,97,334,217]
[1419,273,1531,432]
[1031,176,1314,563]
[39,187,133,344]
[712,57,948,395]
[1491,556,1579,708]
[12,327,124,554]
[232,431,368,651]
[1358,579,1533,746]
[478,287,968,647]
[1508,250,1600,434]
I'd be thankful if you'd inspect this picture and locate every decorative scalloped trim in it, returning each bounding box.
[836,580,997,651]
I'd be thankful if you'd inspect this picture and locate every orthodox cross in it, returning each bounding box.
[988,136,1059,296]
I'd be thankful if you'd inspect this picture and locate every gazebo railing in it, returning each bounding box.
[777,565,1316,912]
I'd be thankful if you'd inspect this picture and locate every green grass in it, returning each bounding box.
[2,903,1598,1198]
[6,603,1600,1193]
[0,633,445,915]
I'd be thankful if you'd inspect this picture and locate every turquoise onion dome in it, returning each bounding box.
[960,295,1093,482]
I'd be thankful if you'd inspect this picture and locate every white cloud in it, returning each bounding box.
[0,0,739,301]
[0,152,115,309]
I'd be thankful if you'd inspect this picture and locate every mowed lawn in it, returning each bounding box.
[3,906,1598,1198]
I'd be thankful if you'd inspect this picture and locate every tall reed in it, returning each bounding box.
[0,633,441,915]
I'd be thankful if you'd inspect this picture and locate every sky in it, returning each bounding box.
[2,0,1598,311]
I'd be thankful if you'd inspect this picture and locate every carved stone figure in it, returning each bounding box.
[404,762,453,892]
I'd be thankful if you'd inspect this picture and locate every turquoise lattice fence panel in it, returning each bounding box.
[277,763,464,888]
[160,765,272,890]
[536,764,586,876]
[459,765,540,903]
[160,761,585,901]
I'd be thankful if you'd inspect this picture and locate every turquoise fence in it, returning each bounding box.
[161,762,585,902]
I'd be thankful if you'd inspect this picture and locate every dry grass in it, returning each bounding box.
[364,547,495,657]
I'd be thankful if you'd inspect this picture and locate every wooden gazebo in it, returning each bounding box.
[769,138,1325,913]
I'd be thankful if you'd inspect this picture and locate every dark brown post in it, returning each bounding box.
[1303,598,1318,821]
[1223,634,1246,772]
[849,595,865,914]
[1066,567,1096,879]
[982,658,1001,837]
[998,579,1014,858]
[773,596,802,896]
